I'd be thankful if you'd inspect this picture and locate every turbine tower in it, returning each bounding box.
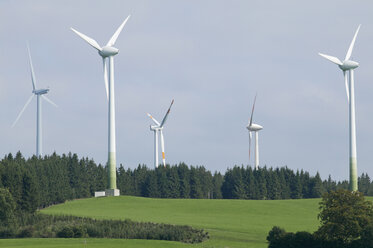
[12,44,57,158]
[71,16,130,196]
[147,100,174,168]
[318,25,361,191]
[246,95,263,170]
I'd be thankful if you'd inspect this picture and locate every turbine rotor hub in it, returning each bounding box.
[99,46,119,57]
[150,125,162,131]
[339,60,359,71]
[247,123,263,131]
[33,89,49,95]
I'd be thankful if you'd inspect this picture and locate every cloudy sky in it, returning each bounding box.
[1,0,372,180]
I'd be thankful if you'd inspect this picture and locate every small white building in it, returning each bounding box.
[94,191,106,197]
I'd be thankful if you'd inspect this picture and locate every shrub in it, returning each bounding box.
[0,188,17,227]
[86,225,100,237]
[16,226,34,238]
[57,226,74,238]
[72,226,86,238]
[267,226,286,243]
[0,226,16,238]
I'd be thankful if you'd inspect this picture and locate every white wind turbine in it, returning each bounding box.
[12,44,57,158]
[318,25,361,191]
[246,95,263,170]
[71,15,130,193]
[147,100,174,168]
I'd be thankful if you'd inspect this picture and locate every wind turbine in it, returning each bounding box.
[12,44,57,158]
[71,15,130,194]
[147,100,174,168]
[318,25,361,191]
[246,95,263,170]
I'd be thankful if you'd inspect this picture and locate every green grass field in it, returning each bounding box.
[33,196,321,248]
[2,194,372,247]
[2,196,371,247]
[0,196,373,248]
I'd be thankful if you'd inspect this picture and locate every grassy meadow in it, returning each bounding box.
[35,196,321,248]
[1,195,371,248]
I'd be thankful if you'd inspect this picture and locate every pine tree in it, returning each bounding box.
[198,166,213,199]
[143,170,159,198]
[178,163,190,198]
[20,170,39,213]
[167,166,180,198]
[358,173,371,195]
[290,171,302,199]
[309,172,324,198]
[267,169,281,200]
[190,167,203,198]
[212,172,223,199]
[231,166,247,199]
[244,167,256,199]
[221,168,234,199]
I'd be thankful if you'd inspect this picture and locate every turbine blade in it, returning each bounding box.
[103,58,108,100]
[26,43,37,91]
[70,28,102,51]
[345,24,361,61]
[160,130,166,167]
[12,95,34,127]
[147,113,160,126]
[343,71,349,102]
[160,99,174,127]
[42,95,58,107]
[106,15,131,47]
[249,94,257,127]
[318,53,343,66]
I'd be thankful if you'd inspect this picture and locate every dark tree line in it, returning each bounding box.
[221,166,348,199]
[1,152,373,211]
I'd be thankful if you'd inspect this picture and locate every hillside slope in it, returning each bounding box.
[41,196,321,247]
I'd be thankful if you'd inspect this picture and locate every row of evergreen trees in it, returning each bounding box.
[1,152,373,210]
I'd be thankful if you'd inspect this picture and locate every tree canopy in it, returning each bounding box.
[267,189,373,248]
[315,189,373,244]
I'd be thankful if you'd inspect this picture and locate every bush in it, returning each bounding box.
[86,225,100,237]
[0,188,17,227]
[72,226,86,238]
[57,226,74,238]
[6,213,208,243]
[267,226,286,243]
[350,222,373,248]
[293,231,319,248]
[0,226,16,238]
[16,226,34,238]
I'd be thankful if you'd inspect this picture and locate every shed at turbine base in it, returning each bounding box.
[105,189,120,197]
[94,191,106,197]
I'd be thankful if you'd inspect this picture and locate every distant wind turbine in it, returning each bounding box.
[147,100,174,168]
[12,44,57,158]
[71,15,130,194]
[318,25,361,191]
[246,95,263,170]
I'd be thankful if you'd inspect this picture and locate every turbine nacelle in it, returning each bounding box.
[247,123,263,132]
[339,60,359,71]
[33,88,49,95]
[150,125,162,131]
[99,46,119,58]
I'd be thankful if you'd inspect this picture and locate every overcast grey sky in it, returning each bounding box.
[1,0,372,180]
